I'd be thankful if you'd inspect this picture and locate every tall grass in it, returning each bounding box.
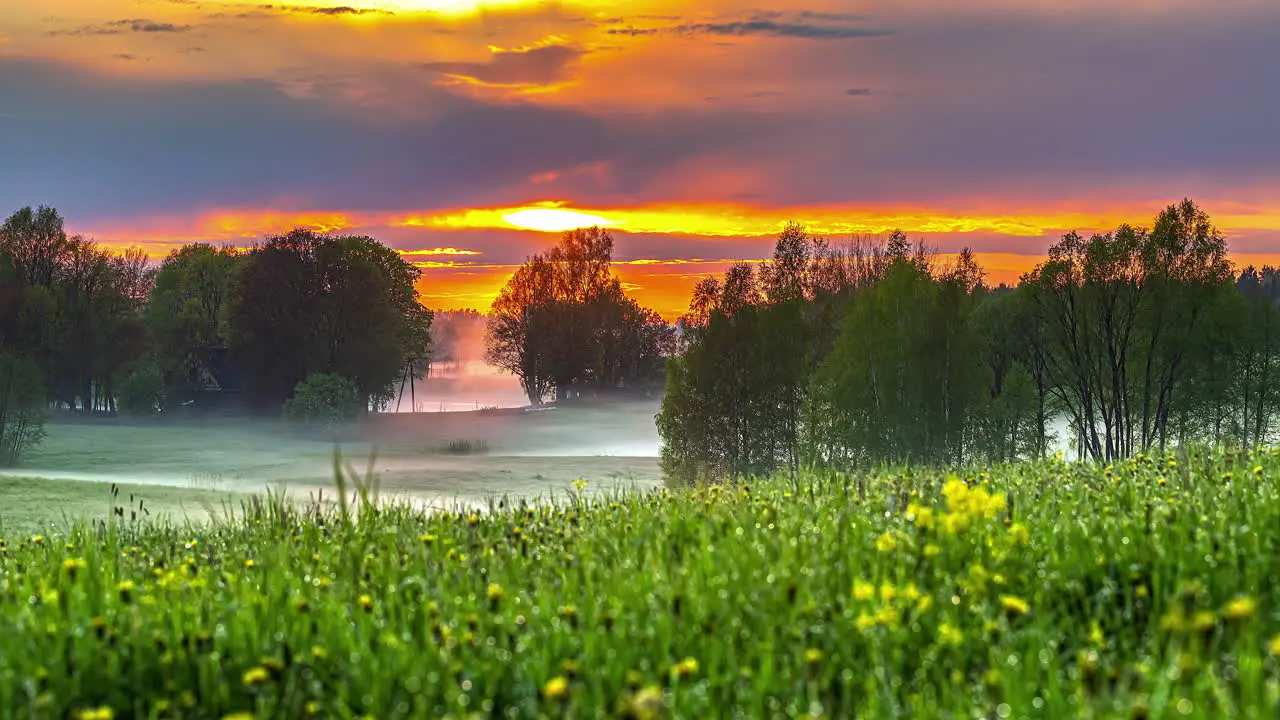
[1,448,1280,717]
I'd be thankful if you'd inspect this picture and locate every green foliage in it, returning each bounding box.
[282,373,361,424]
[443,438,489,454]
[0,352,46,466]
[486,227,673,406]
[4,452,1280,716]
[228,230,432,414]
[115,361,166,416]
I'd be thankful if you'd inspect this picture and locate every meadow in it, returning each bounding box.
[0,402,663,530]
[1,447,1279,718]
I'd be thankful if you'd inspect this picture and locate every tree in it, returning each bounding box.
[0,352,46,467]
[0,205,72,288]
[486,227,671,405]
[228,229,432,414]
[146,244,243,405]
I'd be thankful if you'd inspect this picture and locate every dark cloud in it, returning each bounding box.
[676,21,895,40]
[845,88,872,96]
[48,18,193,36]
[606,10,892,41]
[303,6,392,16]
[798,11,870,23]
[422,45,585,87]
[112,54,138,61]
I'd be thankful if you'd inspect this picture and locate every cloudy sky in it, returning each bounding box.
[3,0,1279,316]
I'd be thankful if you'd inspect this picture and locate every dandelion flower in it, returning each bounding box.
[874,532,898,553]
[542,676,569,699]
[242,667,270,687]
[1000,595,1029,617]
[938,622,963,647]
[804,648,823,665]
[852,579,874,601]
[1268,634,1280,657]
[1223,596,1257,621]
[671,657,699,680]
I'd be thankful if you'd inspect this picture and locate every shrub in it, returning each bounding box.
[283,373,361,425]
[116,361,166,416]
[443,438,489,455]
[0,352,47,466]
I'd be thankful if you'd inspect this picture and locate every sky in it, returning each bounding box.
[3,0,1280,318]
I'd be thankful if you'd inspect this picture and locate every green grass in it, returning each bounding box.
[0,476,243,534]
[3,449,1280,718]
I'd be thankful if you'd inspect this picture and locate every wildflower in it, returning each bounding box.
[561,659,582,679]
[1000,595,1030,618]
[874,606,899,626]
[1268,634,1280,657]
[901,583,922,603]
[1009,523,1030,545]
[116,581,135,603]
[304,702,323,717]
[488,583,504,608]
[420,534,437,544]
[938,621,963,647]
[804,648,822,665]
[852,579,875,601]
[542,676,570,699]
[572,478,589,492]
[855,612,876,630]
[671,657,699,680]
[76,709,114,720]
[242,666,270,686]
[467,515,480,526]
[311,645,328,661]
[31,535,44,545]
[244,559,256,569]
[63,557,87,579]
[1223,595,1258,621]
[874,532,898,553]
[1190,611,1216,633]
[1254,466,1264,476]
[905,503,934,529]
[879,583,896,603]
[221,714,255,720]
[359,594,373,612]
[923,543,941,558]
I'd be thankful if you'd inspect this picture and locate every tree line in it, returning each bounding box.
[0,206,433,465]
[658,200,1280,483]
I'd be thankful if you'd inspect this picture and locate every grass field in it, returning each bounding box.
[3,402,663,527]
[3,447,1280,717]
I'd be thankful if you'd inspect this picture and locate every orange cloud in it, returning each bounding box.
[401,201,1280,239]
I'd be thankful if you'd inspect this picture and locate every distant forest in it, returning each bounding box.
[659,199,1280,483]
[5,200,1280,480]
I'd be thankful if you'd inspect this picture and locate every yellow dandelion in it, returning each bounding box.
[923,543,941,558]
[542,675,569,699]
[244,559,256,569]
[1000,595,1029,617]
[358,594,373,612]
[311,645,328,661]
[1254,466,1264,476]
[116,581,135,602]
[1190,610,1216,632]
[938,621,963,647]
[221,714,255,720]
[1224,596,1257,621]
[31,535,44,545]
[1009,523,1030,545]
[879,583,896,603]
[242,666,270,686]
[420,534,437,544]
[874,532,898,553]
[1267,634,1280,657]
[671,657,699,680]
[852,579,874,601]
[804,648,822,665]
[855,612,876,630]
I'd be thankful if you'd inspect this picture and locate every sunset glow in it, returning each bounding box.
[4,0,1280,315]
